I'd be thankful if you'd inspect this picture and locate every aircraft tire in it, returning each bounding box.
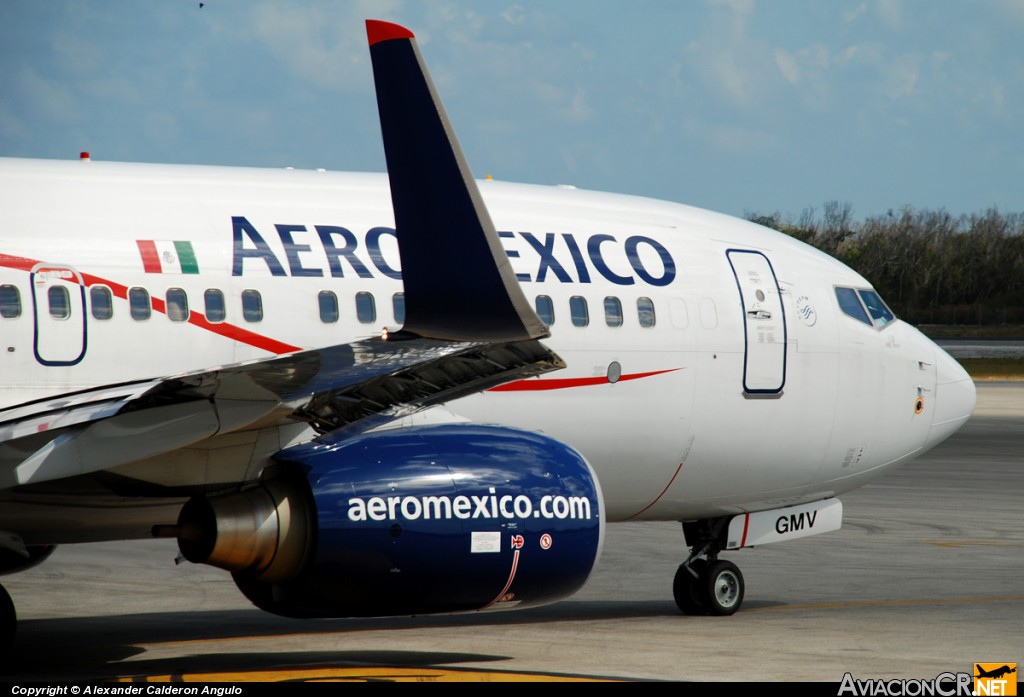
[703,560,744,616]
[672,559,707,615]
[0,584,15,655]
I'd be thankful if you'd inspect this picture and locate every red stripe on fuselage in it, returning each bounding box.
[2,252,302,355]
[490,368,680,392]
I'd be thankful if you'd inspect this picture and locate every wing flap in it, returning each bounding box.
[0,337,562,488]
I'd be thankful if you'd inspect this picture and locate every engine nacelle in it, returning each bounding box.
[180,424,604,618]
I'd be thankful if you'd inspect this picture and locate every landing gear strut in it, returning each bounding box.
[1,583,15,653]
[673,519,745,616]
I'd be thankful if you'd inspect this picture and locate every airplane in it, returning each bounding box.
[0,19,976,649]
[976,666,1017,680]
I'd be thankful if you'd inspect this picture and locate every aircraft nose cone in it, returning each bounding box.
[927,346,976,448]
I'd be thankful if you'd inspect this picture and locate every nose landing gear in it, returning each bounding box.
[673,519,745,616]
[1,584,14,654]
[674,556,745,615]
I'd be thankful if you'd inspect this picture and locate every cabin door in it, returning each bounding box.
[726,250,787,395]
[31,264,87,366]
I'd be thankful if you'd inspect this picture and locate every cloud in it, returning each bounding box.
[410,3,596,130]
[245,0,404,91]
[774,49,801,86]
[682,116,781,156]
[0,105,29,145]
[17,66,79,124]
[143,112,182,145]
[559,87,592,123]
[709,0,756,19]
[843,3,868,22]
[500,4,527,25]
[880,54,921,98]
[876,0,903,30]
[683,0,786,109]
[983,0,1024,23]
[774,44,834,109]
[51,29,106,77]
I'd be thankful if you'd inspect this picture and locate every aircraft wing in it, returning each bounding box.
[0,19,558,491]
[0,337,561,489]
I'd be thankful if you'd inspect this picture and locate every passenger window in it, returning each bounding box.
[535,295,555,325]
[242,289,263,323]
[48,286,70,319]
[858,289,895,328]
[356,291,376,324]
[204,289,226,323]
[0,284,21,319]
[604,296,623,327]
[392,292,405,325]
[129,287,151,320]
[90,286,113,320]
[166,288,189,322]
[318,290,339,323]
[835,287,870,326]
[637,297,656,328]
[570,296,589,327]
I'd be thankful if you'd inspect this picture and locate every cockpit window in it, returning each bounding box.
[858,289,895,328]
[835,287,870,326]
[835,286,896,330]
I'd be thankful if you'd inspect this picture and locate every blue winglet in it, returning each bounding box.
[366,20,548,342]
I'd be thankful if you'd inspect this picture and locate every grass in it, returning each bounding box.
[911,324,1024,378]
[958,357,1024,381]
[917,324,1024,340]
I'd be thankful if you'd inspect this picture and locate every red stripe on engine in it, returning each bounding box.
[485,548,521,609]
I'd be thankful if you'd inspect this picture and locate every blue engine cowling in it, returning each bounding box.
[234,423,604,618]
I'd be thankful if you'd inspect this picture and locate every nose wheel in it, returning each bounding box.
[674,558,744,616]
[704,560,744,615]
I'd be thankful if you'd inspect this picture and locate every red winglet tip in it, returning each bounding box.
[366,19,415,46]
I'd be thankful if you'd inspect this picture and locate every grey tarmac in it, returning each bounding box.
[3,383,1021,682]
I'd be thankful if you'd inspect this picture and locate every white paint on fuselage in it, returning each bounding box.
[0,158,975,524]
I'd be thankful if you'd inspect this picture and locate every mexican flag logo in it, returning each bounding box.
[137,240,199,274]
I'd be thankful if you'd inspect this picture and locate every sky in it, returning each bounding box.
[1,0,1021,221]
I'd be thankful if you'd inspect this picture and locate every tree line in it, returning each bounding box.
[747,202,1024,326]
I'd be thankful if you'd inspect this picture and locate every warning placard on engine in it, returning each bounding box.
[470,531,501,553]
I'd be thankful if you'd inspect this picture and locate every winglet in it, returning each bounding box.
[365,19,548,342]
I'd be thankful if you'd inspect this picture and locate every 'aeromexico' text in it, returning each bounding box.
[347,491,593,522]
[231,217,677,287]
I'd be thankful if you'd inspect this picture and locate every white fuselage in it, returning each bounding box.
[0,158,976,531]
